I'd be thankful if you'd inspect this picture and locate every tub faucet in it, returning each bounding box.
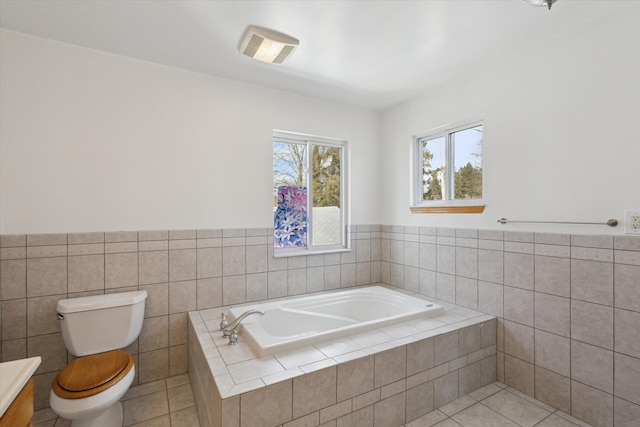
[222,309,265,341]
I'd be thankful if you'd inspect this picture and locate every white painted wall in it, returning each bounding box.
[380,7,640,235]
[0,30,381,233]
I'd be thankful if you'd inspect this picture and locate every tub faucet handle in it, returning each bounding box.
[220,313,229,331]
[228,329,239,345]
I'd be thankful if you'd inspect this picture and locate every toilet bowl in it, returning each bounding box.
[49,291,147,427]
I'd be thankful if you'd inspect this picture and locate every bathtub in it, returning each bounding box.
[227,286,444,357]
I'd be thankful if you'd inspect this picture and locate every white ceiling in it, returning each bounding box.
[0,0,633,110]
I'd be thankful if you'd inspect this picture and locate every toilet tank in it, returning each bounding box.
[57,291,147,357]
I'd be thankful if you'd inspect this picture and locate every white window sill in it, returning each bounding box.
[273,247,352,258]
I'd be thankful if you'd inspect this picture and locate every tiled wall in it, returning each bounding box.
[2,225,639,426]
[378,226,640,427]
[0,226,381,410]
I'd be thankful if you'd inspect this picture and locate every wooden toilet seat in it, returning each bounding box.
[52,350,134,399]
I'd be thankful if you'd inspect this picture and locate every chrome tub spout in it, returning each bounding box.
[222,309,265,337]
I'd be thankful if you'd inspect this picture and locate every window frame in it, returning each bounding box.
[273,130,350,257]
[411,119,485,213]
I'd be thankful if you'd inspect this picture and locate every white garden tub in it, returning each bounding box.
[227,286,444,357]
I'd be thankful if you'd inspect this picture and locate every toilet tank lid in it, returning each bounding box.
[57,290,148,314]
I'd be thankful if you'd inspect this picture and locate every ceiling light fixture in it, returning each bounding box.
[239,26,299,64]
[523,0,558,10]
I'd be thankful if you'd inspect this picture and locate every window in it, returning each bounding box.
[411,120,484,213]
[273,130,348,255]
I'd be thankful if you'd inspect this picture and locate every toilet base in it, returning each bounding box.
[70,401,123,427]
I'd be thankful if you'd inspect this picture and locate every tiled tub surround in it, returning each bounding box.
[188,293,497,427]
[378,227,640,427]
[0,226,383,411]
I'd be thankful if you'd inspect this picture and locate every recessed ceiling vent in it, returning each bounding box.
[239,26,299,64]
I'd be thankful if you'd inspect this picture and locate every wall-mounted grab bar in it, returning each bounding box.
[497,218,618,227]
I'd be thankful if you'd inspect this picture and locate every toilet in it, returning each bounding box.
[49,290,148,427]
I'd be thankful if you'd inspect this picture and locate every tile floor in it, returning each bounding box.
[404,382,594,427]
[32,377,593,427]
[32,374,201,427]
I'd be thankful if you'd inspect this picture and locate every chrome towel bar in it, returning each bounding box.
[497,218,618,227]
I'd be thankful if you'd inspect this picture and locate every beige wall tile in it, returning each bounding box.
[223,246,245,276]
[614,264,640,312]
[336,356,374,402]
[169,313,187,346]
[571,340,613,394]
[615,308,640,359]
[571,300,613,349]
[240,380,293,427]
[337,405,373,427]
[196,278,222,310]
[434,371,458,408]
[571,259,613,306]
[268,270,288,298]
[169,344,188,377]
[458,360,482,396]
[480,354,497,386]
[503,287,533,326]
[504,252,534,290]
[1,299,26,339]
[375,346,406,388]
[455,277,478,310]
[28,295,63,336]
[456,247,477,279]
[246,245,268,274]
[139,251,169,285]
[534,330,570,377]
[504,355,534,397]
[407,338,434,376]
[68,254,104,293]
[32,371,57,410]
[614,397,640,427]
[105,252,138,288]
[2,338,27,361]
[319,400,350,425]
[534,293,570,337]
[27,257,67,297]
[140,316,169,352]
[27,234,67,247]
[459,324,481,356]
[0,259,26,299]
[169,249,196,282]
[293,367,337,419]
[478,281,503,317]
[535,367,570,414]
[246,272,267,302]
[434,331,458,366]
[169,280,196,314]
[374,391,405,427]
[615,352,640,406]
[197,247,222,279]
[105,231,137,243]
[478,249,503,285]
[571,381,613,427]
[141,282,169,318]
[535,256,570,297]
[28,333,67,374]
[222,275,246,306]
[1,234,26,247]
[504,321,534,364]
[406,381,434,422]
